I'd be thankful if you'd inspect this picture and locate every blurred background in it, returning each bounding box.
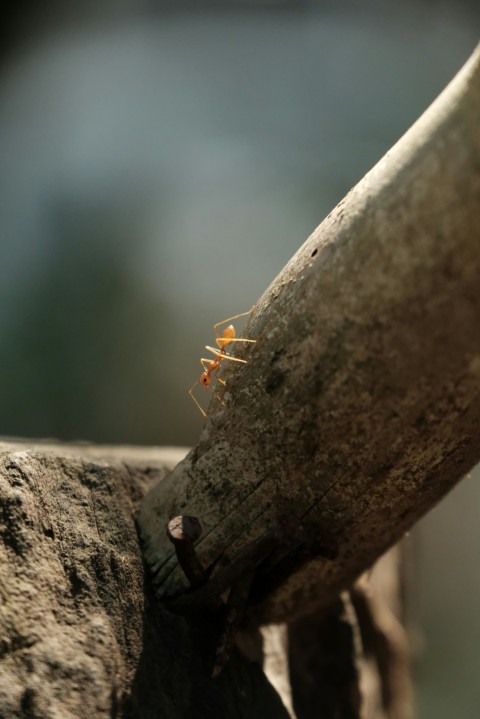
[0,1,478,716]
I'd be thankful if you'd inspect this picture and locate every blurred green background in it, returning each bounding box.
[0,1,479,716]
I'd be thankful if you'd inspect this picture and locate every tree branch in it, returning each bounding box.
[139,45,480,623]
[0,440,291,718]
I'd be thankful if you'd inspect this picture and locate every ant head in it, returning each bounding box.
[200,372,210,388]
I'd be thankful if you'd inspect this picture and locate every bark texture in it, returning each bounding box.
[139,45,480,623]
[2,45,479,719]
[0,440,290,719]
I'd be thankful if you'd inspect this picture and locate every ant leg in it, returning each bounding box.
[213,308,254,339]
[223,337,256,344]
[213,368,226,406]
[215,335,256,352]
[189,382,207,417]
[205,347,248,363]
[214,366,226,386]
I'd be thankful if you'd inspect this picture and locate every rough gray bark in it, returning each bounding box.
[0,440,289,719]
[139,44,480,623]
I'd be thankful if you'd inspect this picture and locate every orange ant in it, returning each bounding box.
[189,309,256,417]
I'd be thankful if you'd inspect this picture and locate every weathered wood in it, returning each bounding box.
[138,45,480,623]
[0,440,290,719]
[254,546,412,719]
